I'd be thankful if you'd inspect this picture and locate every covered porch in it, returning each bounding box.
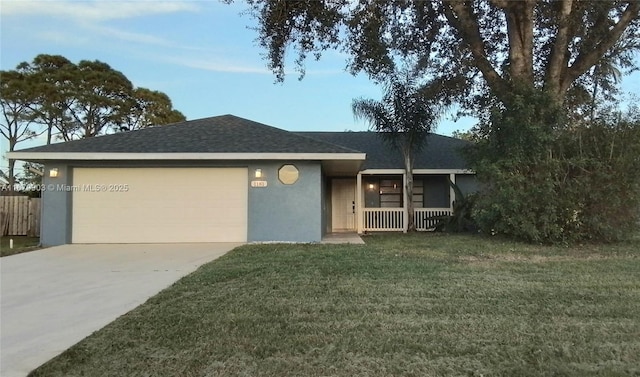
[326,169,476,234]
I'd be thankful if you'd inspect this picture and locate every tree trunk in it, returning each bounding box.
[404,147,416,232]
[446,0,639,109]
[590,86,598,125]
[504,1,535,84]
[47,121,53,145]
[6,136,17,192]
[544,0,574,104]
[7,159,16,192]
[554,1,639,100]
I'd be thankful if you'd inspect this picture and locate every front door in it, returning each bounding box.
[331,179,356,231]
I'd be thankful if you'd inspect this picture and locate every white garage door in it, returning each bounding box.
[72,168,248,243]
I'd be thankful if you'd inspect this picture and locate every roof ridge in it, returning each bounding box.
[291,132,364,154]
[12,114,369,155]
[297,130,452,137]
[217,115,365,154]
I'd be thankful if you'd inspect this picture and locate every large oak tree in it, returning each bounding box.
[236,0,639,108]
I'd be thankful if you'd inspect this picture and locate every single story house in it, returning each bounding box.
[7,115,476,246]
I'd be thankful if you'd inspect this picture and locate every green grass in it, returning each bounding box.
[31,233,640,377]
[0,236,40,257]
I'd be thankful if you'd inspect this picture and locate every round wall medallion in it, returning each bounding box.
[278,164,299,185]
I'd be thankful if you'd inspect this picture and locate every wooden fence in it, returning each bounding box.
[0,196,41,237]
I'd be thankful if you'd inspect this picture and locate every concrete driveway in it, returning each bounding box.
[0,243,240,377]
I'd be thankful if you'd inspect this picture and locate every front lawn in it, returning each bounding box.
[0,236,40,257]
[31,234,640,377]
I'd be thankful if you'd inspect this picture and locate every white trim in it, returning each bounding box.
[415,208,454,231]
[413,169,475,175]
[360,169,404,175]
[362,208,405,232]
[360,168,474,175]
[6,152,366,161]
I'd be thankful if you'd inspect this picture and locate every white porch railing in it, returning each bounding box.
[363,208,405,231]
[362,208,453,232]
[414,208,452,231]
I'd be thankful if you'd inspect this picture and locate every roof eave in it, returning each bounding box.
[360,168,474,174]
[6,152,367,162]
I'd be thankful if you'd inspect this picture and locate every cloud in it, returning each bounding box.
[306,68,347,76]
[2,0,199,48]
[87,25,171,46]
[34,30,92,45]
[1,0,198,22]
[168,56,271,74]
[166,55,346,78]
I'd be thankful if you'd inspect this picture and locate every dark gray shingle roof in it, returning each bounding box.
[16,115,359,154]
[14,114,470,170]
[297,132,471,170]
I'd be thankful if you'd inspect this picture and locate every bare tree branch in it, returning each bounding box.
[562,1,640,94]
[442,0,509,98]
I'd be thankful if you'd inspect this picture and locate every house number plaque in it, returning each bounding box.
[251,180,268,188]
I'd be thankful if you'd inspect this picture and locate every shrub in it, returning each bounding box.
[469,91,640,244]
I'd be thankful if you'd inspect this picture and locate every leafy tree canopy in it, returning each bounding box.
[3,54,186,143]
[1,54,186,190]
[1,69,39,190]
[235,0,639,109]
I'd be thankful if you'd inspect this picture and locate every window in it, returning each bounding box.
[422,175,450,208]
[363,176,403,208]
[364,177,380,207]
[379,179,402,207]
[364,175,452,208]
[412,179,424,208]
[455,174,479,196]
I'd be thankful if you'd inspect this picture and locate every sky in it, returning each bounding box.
[0,0,478,160]
[1,0,639,159]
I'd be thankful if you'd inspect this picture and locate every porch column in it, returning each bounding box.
[356,172,363,234]
[449,173,456,211]
[403,171,408,233]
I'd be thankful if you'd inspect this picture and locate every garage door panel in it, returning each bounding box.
[72,168,247,243]
[72,225,246,244]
